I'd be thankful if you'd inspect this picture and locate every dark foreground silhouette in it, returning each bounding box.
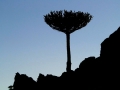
[9,27,120,90]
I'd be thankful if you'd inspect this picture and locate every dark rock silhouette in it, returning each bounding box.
[99,27,120,89]
[100,27,120,60]
[9,27,120,90]
[12,72,36,90]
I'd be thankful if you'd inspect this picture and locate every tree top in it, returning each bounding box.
[44,10,93,34]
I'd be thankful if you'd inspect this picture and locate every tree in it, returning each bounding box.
[44,10,93,73]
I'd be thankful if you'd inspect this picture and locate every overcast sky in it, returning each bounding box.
[0,0,120,90]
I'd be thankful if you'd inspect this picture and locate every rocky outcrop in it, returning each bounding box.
[10,27,120,90]
[13,72,36,90]
[99,27,120,89]
[37,73,59,89]
[100,27,120,60]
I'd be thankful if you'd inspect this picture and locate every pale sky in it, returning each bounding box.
[0,0,120,90]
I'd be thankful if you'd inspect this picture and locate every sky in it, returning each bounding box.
[0,0,120,90]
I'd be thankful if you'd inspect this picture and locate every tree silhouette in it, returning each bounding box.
[44,10,93,73]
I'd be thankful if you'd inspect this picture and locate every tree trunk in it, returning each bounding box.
[66,33,72,72]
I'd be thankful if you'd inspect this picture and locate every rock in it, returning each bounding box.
[37,73,45,83]
[99,27,120,89]
[13,72,36,90]
[100,27,120,60]
[10,27,120,90]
